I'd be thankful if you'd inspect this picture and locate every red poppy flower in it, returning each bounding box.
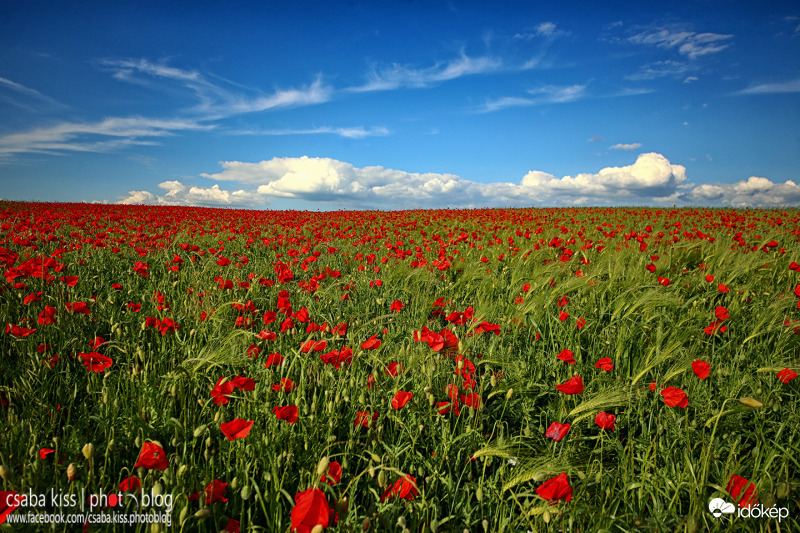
[380,475,418,502]
[272,378,297,392]
[224,519,240,533]
[79,352,113,372]
[158,317,180,335]
[220,419,254,441]
[595,357,614,371]
[555,376,584,395]
[126,303,141,313]
[645,263,656,273]
[692,360,710,379]
[211,377,236,405]
[705,274,715,282]
[385,362,402,377]
[23,292,42,305]
[715,306,730,321]
[649,381,658,391]
[66,301,90,315]
[576,317,586,330]
[559,311,569,322]
[39,448,56,460]
[60,275,79,286]
[254,329,275,342]
[390,300,404,312]
[726,475,758,507]
[38,305,57,325]
[460,392,482,410]
[704,320,727,335]
[536,472,572,503]
[119,476,141,492]
[230,376,255,392]
[0,491,20,524]
[273,405,299,424]
[321,461,342,485]
[557,349,575,364]
[522,283,531,292]
[595,411,616,431]
[438,399,461,416]
[777,368,797,383]
[658,276,670,286]
[718,284,729,293]
[196,480,227,505]
[133,442,168,470]
[88,337,107,350]
[5,323,36,337]
[545,422,571,442]
[354,411,379,428]
[320,347,353,369]
[661,386,689,408]
[392,391,413,410]
[291,488,331,533]
[361,334,381,350]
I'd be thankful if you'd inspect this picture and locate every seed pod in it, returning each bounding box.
[66,463,78,481]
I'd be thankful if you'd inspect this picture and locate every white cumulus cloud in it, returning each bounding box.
[116,154,800,209]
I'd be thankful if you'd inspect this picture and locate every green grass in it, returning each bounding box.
[0,203,798,532]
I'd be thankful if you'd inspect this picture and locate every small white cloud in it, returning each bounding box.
[684,76,699,83]
[610,143,642,151]
[118,190,156,205]
[588,136,604,142]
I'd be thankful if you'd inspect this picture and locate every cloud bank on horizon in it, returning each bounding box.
[118,153,800,209]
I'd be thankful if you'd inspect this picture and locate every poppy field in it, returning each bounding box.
[0,201,798,532]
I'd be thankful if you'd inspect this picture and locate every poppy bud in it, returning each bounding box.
[82,443,95,460]
[482,519,489,532]
[377,469,387,488]
[67,463,78,481]
[369,452,381,463]
[362,517,371,531]
[194,508,210,519]
[179,505,189,525]
[397,517,406,527]
[193,425,207,438]
[241,485,252,500]
[0,465,11,482]
[177,464,188,479]
[315,456,329,477]
[739,397,763,408]
[506,388,514,400]
[311,526,324,533]
[153,482,163,496]
[777,482,790,499]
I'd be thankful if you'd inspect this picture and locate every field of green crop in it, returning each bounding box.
[0,202,798,532]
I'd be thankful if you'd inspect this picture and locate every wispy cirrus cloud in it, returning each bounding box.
[627,27,733,59]
[231,126,389,139]
[0,116,212,158]
[0,76,67,111]
[98,58,332,117]
[347,51,501,92]
[732,77,800,95]
[478,84,586,113]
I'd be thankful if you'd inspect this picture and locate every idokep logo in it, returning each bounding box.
[709,498,736,520]
[708,498,790,523]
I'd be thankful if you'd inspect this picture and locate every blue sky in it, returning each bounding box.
[1,0,799,209]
